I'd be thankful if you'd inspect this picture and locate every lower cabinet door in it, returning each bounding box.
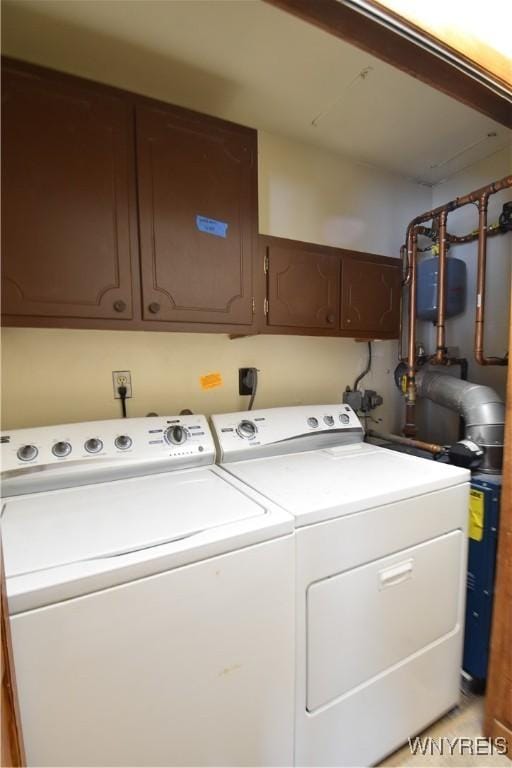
[266,242,340,330]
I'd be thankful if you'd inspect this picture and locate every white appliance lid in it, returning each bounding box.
[2,467,269,579]
[222,443,469,525]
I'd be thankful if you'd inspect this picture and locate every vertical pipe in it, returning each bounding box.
[474,194,507,365]
[435,210,448,363]
[475,193,491,365]
[398,244,407,362]
[404,227,418,436]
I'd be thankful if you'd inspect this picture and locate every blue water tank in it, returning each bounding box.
[417,256,466,322]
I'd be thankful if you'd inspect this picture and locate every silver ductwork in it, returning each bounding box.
[415,369,505,473]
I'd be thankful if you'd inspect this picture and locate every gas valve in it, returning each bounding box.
[343,387,383,414]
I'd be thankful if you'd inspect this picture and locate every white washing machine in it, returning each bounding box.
[211,405,470,767]
[0,415,295,767]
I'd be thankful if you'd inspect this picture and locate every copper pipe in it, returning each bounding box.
[367,429,444,456]
[401,173,512,436]
[404,226,418,436]
[434,210,448,363]
[398,244,408,362]
[406,174,512,233]
[475,194,508,366]
[448,223,502,244]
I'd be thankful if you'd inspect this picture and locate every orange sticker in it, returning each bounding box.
[200,372,223,390]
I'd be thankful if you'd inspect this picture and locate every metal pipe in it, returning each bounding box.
[367,429,444,456]
[447,223,502,244]
[405,175,511,234]
[415,369,505,472]
[404,226,418,436]
[401,173,512,435]
[475,194,507,366]
[434,210,448,363]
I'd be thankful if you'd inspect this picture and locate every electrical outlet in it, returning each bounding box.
[239,367,257,395]
[112,370,133,399]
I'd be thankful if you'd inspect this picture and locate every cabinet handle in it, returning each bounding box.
[327,312,335,324]
[148,302,160,314]
[113,300,127,313]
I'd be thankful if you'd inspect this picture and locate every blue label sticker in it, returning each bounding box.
[196,215,228,238]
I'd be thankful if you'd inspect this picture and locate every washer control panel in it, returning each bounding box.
[1,415,215,496]
[212,404,363,462]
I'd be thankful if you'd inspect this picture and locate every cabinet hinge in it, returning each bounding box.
[251,297,256,315]
[264,254,269,274]
[264,298,269,315]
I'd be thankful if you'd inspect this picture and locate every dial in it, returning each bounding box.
[17,444,38,462]
[115,435,132,451]
[52,441,72,458]
[324,415,335,426]
[165,425,188,445]
[307,417,319,428]
[237,420,257,439]
[85,438,103,454]
[339,413,350,425]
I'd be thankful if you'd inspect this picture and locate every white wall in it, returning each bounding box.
[416,147,512,444]
[1,132,431,431]
[258,131,430,254]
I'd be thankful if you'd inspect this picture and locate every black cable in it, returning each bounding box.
[248,369,258,411]
[354,342,372,391]
[118,385,127,418]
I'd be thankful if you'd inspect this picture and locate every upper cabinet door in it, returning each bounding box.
[266,241,340,331]
[341,254,401,337]
[1,65,135,320]
[136,104,257,326]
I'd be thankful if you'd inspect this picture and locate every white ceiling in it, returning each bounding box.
[2,0,510,186]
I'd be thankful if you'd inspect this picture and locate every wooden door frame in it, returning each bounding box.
[484,298,512,753]
[263,0,512,128]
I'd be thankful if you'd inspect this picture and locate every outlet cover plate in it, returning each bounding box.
[112,370,133,399]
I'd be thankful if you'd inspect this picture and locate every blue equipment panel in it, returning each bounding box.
[463,476,501,682]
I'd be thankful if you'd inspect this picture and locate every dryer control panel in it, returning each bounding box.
[1,415,215,496]
[212,405,364,463]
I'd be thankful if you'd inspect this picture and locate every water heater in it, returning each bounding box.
[417,256,466,322]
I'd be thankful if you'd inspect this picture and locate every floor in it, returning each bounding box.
[380,690,510,767]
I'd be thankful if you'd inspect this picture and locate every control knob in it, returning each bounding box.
[85,438,103,454]
[307,417,319,428]
[115,435,132,451]
[17,444,38,462]
[324,415,335,426]
[165,425,188,445]
[237,420,257,439]
[52,441,72,458]
[339,414,350,425]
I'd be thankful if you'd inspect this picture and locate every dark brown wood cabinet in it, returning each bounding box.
[1,59,401,340]
[264,238,340,332]
[1,62,137,322]
[341,253,401,336]
[261,236,401,339]
[136,103,257,327]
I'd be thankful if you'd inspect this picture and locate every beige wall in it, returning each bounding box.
[1,133,431,431]
[1,329,400,430]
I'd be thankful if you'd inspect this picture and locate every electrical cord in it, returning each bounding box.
[354,341,372,391]
[118,385,127,418]
[248,369,258,411]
